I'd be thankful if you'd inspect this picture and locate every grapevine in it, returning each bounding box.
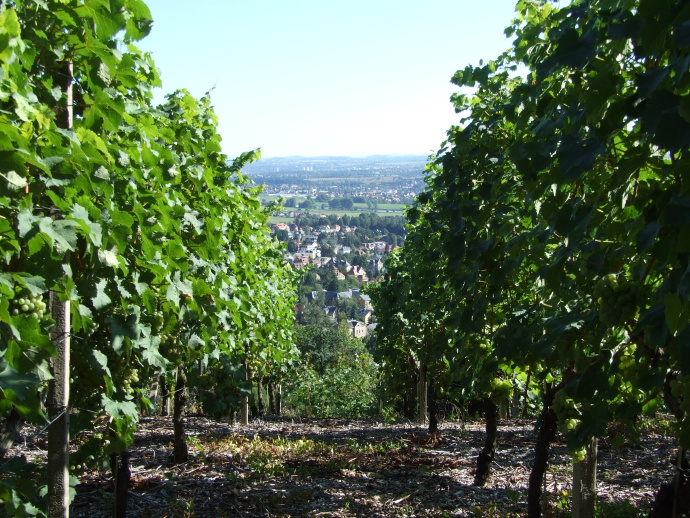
[370,0,690,513]
[0,1,298,513]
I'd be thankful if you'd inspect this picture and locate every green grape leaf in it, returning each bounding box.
[101,395,138,420]
[70,203,103,247]
[664,293,690,336]
[91,278,111,310]
[92,350,112,378]
[106,312,140,354]
[0,360,40,400]
[75,0,125,40]
[0,170,27,192]
[140,338,168,369]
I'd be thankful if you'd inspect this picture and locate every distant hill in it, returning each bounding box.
[241,154,429,178]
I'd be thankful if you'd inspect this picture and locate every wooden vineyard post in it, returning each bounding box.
[47,61,73,518]
[47,286,71,517]
[572,439,598,518]
[418,363,427,426]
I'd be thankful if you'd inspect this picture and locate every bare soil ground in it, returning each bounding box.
[5,415,678,517]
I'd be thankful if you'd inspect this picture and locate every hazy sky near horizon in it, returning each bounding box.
[138,1,519,158]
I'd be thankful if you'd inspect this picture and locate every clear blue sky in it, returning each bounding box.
[138,1,518,158]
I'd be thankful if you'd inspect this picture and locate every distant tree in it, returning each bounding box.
[364,331,377,356]
[321,245,335,257]
[337,297,361,320]
[327,214,339,226]
[287,240,298,253]
[316,193,330,202]
[357,228,374,241]
[275,229,289,242]
[284,197,297,208]
[356,213,375,228]
[365,265,376,281]
[300,199,314,210]
[324,276,345,293]
[344,234,361,248]
[297,299,330,326]
[301,270,320,288]
[330,198,354,210]
[319,269,337,289]
[351,255,366,267]
[296,214,322,229]
[386,217,406,236]
[297,271,323,303]
[344,275,361,289]
[286,323,378,418]
[353,196,366,204]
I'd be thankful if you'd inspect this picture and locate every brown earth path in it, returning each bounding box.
[6,416,677,517]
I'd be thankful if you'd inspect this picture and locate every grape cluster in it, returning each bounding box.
[670,375,687,399]
[146,309,165,337]
[158,332,183,362]
[466,335,491,359]
[105,345,141,396]
[593,274,643,327]
[618,344,639,381]
[570,446,587,463]
[148,310,178,354]
[552,390,580,430]
[11,291,47,320]
[489,377,512,403]
[552,390,588,461]
[121,367,139,395]
[70,323,107,407]
[159,331,180,347]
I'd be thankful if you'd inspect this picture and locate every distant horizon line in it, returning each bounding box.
[253,152,432,160]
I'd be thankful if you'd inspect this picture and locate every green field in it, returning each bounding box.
[268,215,295,224]
[267,208,406,225]
[353,202,405,211]
[260,196,405,218]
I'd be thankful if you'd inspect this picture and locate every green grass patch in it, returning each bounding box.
[376,202,406,210]
[267,215,295,224]
[189,432,406,481]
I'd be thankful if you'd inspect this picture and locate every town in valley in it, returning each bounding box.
[243,154,428,340]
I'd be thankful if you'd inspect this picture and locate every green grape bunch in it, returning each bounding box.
[489,377,512,404]
[570,446,587,463]
[593,274,644,328]
[467,335,491,358]
[10,291,48,320]
[616,343,650,386]
[552,390,588,461]
[120,367,140,396]
[552,389,577,419]
[552,389,582,431]
[146,310,165,335]
[158,331,182,360]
